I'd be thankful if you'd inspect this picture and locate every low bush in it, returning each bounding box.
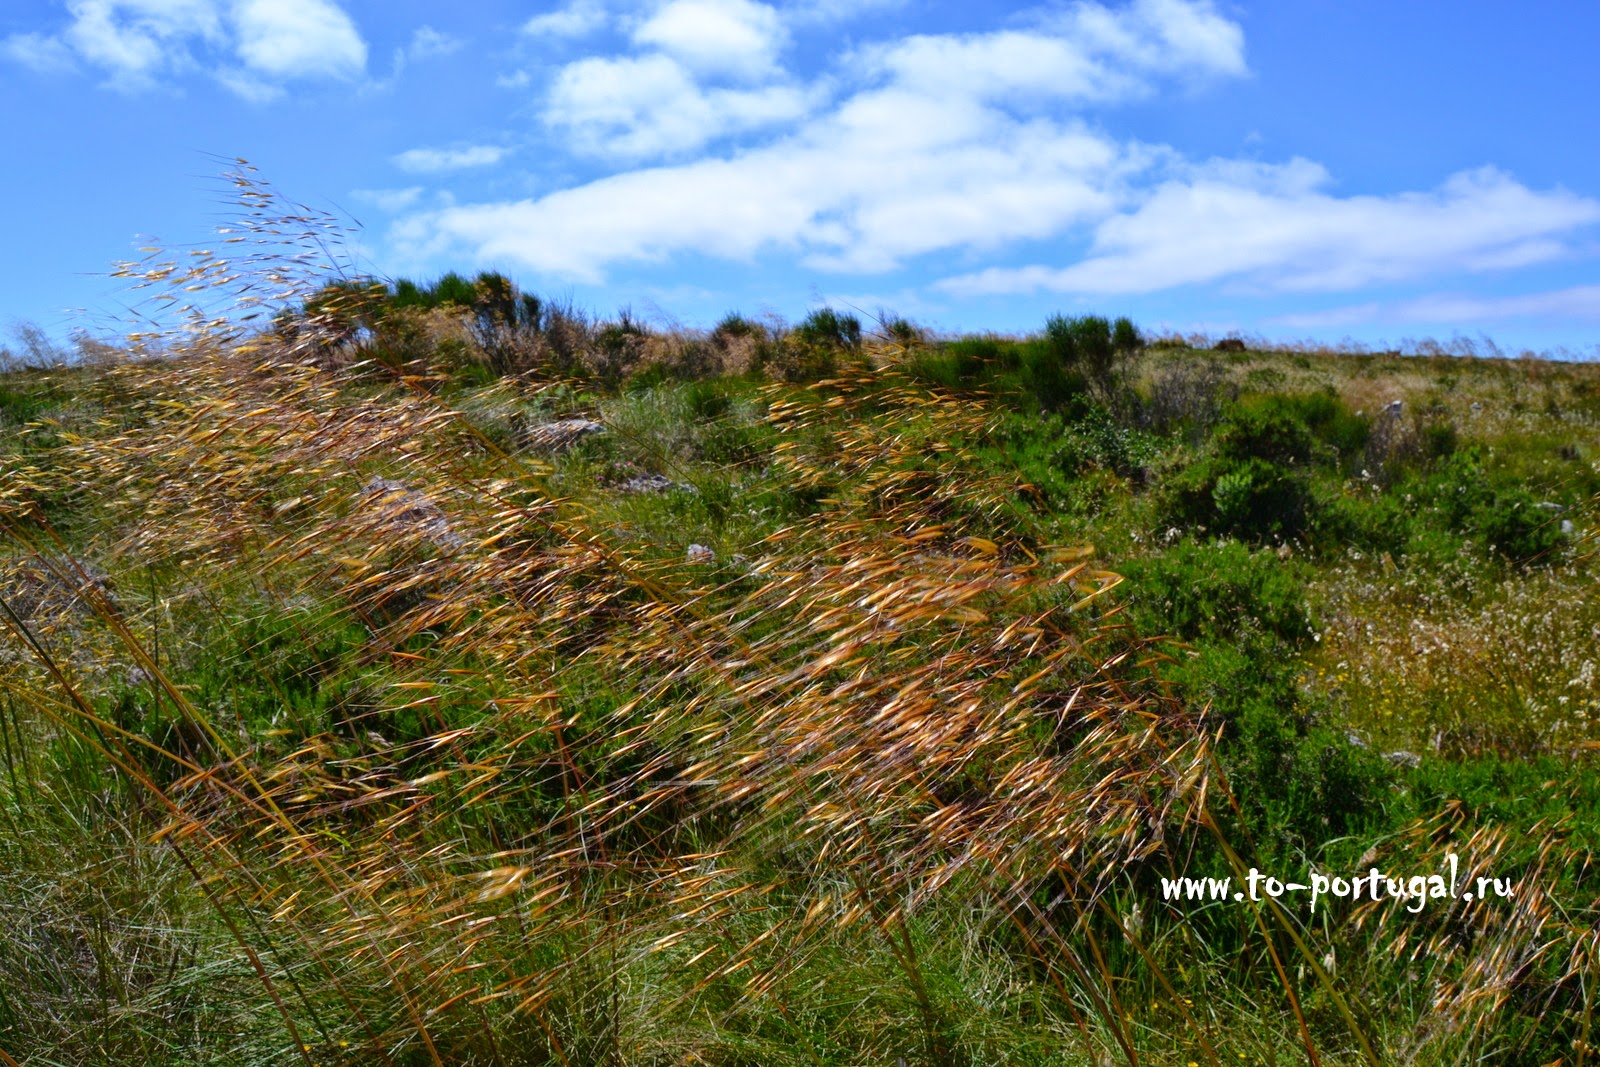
[1160,452,1316,543]
[1120,541,1391,852]
[791,307,861,351]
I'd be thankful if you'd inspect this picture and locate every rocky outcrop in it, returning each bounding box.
[520,418,605,455]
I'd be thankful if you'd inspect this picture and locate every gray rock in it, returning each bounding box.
[362,476,462,550]
[1384,399,1403,417]
[686,543,715,563]
[1534,501,1566,512]
[1383,750,1422,769]
[618,474,695,495]
[0,557,114,623]
[1562,519,1576,537]
[521,418,605,454]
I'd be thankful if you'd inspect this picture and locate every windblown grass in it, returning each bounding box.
[1,163,1596,1065]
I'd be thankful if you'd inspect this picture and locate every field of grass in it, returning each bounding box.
[2,171,1599,1065]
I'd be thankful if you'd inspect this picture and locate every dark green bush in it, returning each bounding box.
[1213,391,1371,469]
[1120,541,1389,852]
[792,307,861,350]
[1044,314,1115,402]
[711,312,760,341]
[1111,315,1142,354]
[1120,540,1314,652]
[1416,449,1564,565]
[1214,402,1316,466]
[1155,394,1372,543]
[1161,454,1316,543]
[982,409,1160,514]
[426,271,478,308]
[879,316,922,346]
[904,336,1005,391]
[1013,338,1090,414]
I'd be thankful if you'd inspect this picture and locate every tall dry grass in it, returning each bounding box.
[0,165,1226,1065]
[1,163,1593,1064]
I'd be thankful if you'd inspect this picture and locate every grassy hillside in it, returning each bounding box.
[2,177,1598,1065]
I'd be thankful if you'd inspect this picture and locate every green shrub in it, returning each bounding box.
[711,312,760,342]
[1014,337,1090,414]
[879,315,922,347]
[0,382,50,428]
[1120,540,1314,652]
[792,307,861,350]
[1415,449,1564,565]
[1161,454,1315,543]
[1214,401,1316,466]
[1120,541,1390,853]
[1044,313,1113,401]
[426,271,478,308]
[1155,395,1372,544]
[1111,315,1142,354]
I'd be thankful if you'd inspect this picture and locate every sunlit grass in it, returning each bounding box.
[2,163,1597,1065]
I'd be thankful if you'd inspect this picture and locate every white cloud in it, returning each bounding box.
[391,0,1597,307]
[632,0,787,80]
[540,0,1243,166]
[392,145,510,173]
[1075,0,1247,78]
[861,0,1245,109]
[545,53,813,158]
[863,31,1118,104]
[353,186,427,213]
[1396,285,1600,321]
[939,163,1600,296]
[5,0,366,92]
[0,32,79,73]
[784,0,907,25]
[231,0,364,78]
[406,26,460,60]
[523,0,608,38]
[1275,286,1600,330]
[392,100,1127,282]
[419,0,1242,276]
[61,0,223,84]
[214,66,282,100]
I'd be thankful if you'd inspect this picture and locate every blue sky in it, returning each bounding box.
[4,0,1599,354]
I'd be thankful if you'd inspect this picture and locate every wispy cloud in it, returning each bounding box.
[1266,304,1386,330]
[863,0,1246,107]
[405,26,461,60]
[3,0,367,94]
[938,163,1600,296]
[392,101,1130,282]
[522,0,609,38]
[1396,286,1600,321]
[392,145,510,174]
[1272,285,1600,330]
[0,32,79,74]
[353,186,427,213]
